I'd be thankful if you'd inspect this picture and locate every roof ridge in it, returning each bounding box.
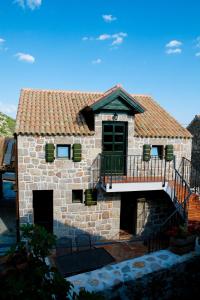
[21,88,152,97]
[21,88,103,94]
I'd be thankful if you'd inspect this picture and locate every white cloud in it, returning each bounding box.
[102,14,117,23]
[195,52,200,57]
[15,0,42,10]
[82,36,94,41]
[166,40,182,48]
[112,36,123,46]
[82,32,127,47]
[97,32,127,46]
[92,58,102,64]
[82,37,89,41]
[166,48,182,54]
[113,32,127,38]
[111,32,127,46]
[97,34,111,41]
[0,38,5,44]
[0,102,17,117]
[15,52,35,63]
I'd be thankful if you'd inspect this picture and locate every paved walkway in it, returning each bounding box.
[96,240,147,263]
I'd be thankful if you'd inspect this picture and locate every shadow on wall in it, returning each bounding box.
[127,190,176,237]
[0,183,177,247]
[19,190,177,246]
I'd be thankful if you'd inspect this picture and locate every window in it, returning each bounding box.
[57,145,70,159]
[72,190,83,203]
[151,145,164,159]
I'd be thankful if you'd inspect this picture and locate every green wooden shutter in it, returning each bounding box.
[45,143,55,163]
[73,144,82,162]
[85,189,97,206]
[143,144,151,162]
[165,145,174,161]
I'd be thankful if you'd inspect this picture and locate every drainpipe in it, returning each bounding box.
[14,134,20,242]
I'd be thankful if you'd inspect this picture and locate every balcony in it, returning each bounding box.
[92,154,174,192]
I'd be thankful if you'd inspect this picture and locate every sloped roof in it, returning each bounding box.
[15,87,192,138]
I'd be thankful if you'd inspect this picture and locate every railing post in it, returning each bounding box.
[109,155,112,189]
[162,159,167,187]
[182,157,185,180]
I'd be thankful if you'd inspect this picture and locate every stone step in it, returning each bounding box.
[188,193,200,222]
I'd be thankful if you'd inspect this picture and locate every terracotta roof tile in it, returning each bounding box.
[15,88,191,138]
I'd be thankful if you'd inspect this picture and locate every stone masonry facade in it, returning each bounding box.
[136,191,175,236]
[188,117,200,169]
[17,112,192,241]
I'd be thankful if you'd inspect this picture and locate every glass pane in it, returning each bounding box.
[104,135,113,142]
[114,144,124,151]
[151,146,159,156]
[72,190,83,203]
[104,125,113,133]
[115,125,124,133]
[115,135,123,142]
[57,146,69,158]
[103,144,113,151]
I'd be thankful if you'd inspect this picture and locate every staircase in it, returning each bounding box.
[147,157,200,252]
[179,157,200,224]
[188,194,200,222]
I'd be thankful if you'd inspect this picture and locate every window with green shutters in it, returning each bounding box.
[143,144,151,162]
[73,144,82,162]
[45,143,55,163]
[84,189,97,206]
[165,145,174,161]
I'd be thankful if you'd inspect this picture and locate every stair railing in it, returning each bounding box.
[146,165,192,252]
[179,157,200,194]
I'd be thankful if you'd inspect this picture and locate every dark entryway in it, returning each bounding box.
[120,193,137,236]
[102,121,127,175]
[33,190,53,233]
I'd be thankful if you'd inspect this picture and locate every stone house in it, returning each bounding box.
[15,85,192,242]
[187,115,200,169]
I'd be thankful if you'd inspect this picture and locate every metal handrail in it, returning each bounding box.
[94,154,174,188]
[179,157,200,194]
[146,166,192,252]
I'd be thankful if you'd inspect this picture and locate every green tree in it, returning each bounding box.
[0,224,104,300]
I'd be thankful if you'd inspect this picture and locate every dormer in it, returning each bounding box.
[90,85,145,115]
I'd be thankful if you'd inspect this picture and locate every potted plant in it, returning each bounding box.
[167,224,196,255]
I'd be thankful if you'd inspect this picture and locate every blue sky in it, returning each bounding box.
[0,0,200,125]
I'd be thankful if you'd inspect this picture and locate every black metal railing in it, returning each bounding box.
[92,154,174,188]
[179,157,200,194]
[146,167,192,252]
[145,210,184,253]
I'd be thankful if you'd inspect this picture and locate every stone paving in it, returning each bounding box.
[67,247,200,295]
[96,240,147,263]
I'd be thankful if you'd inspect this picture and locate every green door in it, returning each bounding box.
[102,121,127,175]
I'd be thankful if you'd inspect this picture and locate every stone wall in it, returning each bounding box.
[68,249,200,300]
[17,111,192,240]
[133,137,191,169]
[136,191,174,236]
[109,254,200,300]
[188,117,200,169]
[17,134,121,241]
